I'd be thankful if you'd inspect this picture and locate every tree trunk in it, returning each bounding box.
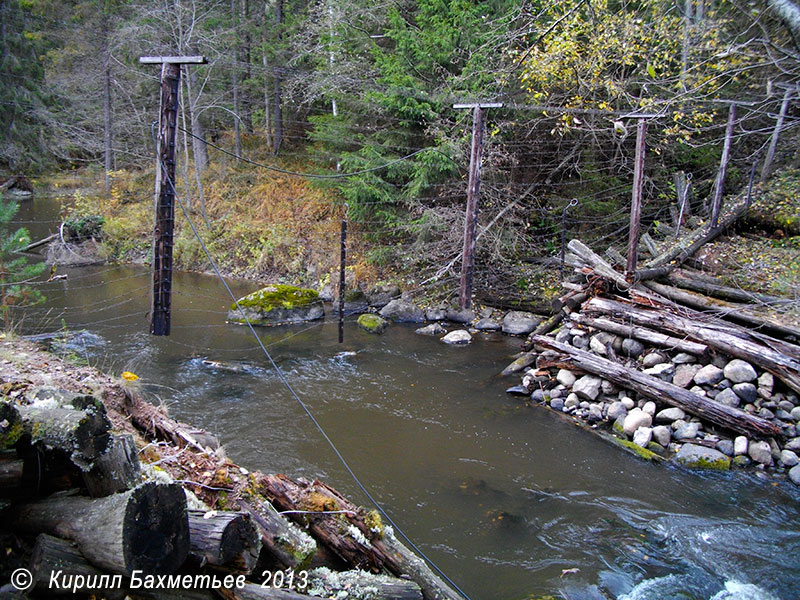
[231,0,242,157]
[761,89,792,183]
[767,0,800,38]
[103,40,113,196]
[665,269,793,306]
[272,0,283,155]
[186,70,208,219]
[236,499,316,571]
[11,482,190,575]
[532,336,783,439]
[240,0,253,132]
[82,433,141,497]
[188,509,260,572]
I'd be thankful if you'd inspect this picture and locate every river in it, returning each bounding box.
[11,195,800,600]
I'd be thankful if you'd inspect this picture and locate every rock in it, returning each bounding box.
[425,307,447,321]
[785,437,800,451]
[791,407,800,421]
[789,464,800,485]
[759,408,775,420]
[607,401,628,422]
[642,352,666,368]
[642,401,656,416]
[776,409,794,421]
[621,396,635,410]
[716,439,734,456]
[732,383,758,404]
[445,308,475,324]
[780,450,799,467]
[415,322,446,336]
[356,313,388,334]
[572,335,589,349]
[779,400,795,412]
[556,369,577,387]
[228,284,324,326]
[550,398,565,411]
[564,393,580,409]
[589,335,608,355]
[600,380,618,395]
[672,353,696,364]
[757,372,774,392]
[693,364,724,386]
[623,408,652,436]
[505,385,530,396]
[573,375,602,401]
[500,353,536,376]
[674,444,730,470]
[715,388,741,408]
[531,389,546,402]
[674,422,700,441]
[441,330,472,345]
[723,359,757,383]
[656,407,686,423]
[673,364,702,388]
[332,289,369,314]
[380,298,425,323]
[734,436,748,456]
[633,427,653,447]
[473,318,501,331]
[555,329,571,344]
[502,311,540,335]
[587,404,604,423]
[748,440,773,466]
[643,363,675,379]
[732,455,751,467]
[366,284,401,308]
[652,425,671,447]
[621,338,644,358]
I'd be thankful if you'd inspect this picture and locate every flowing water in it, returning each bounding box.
[12,196,800,600]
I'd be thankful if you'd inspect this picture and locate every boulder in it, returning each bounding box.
[366,284,401,308]
[715,388,741,408]
[642,401,657,416]
[655,407,686,423]
[623,408,652,436]
[734,436,748,456]
[416,323,446,336]
[723,359,757,383]
[501,311,541,335]
[674,444,731,470]
[693,364,724,386]
[621,338,644,358]
[716,439,734,457]
[380,298,425,323]
[748,440,773,466]
[500,353,536,375]
[446,308,475,324]
[673,364,702,388]
[550,398,565,411]
[674,422,700,441]
[732,383,758,404]
[425,307,448,321]
[473,318,501,331]
[642,352,666,368]
[228,284,324,326]
[632,427,653,448]
[573,375,602,401]
[652,425,671,447]
[441,330,472,345]
[780,450,799,468]
[607,401,627,422]
[332,289,369,314]
[356,313,388,334]
[672,353,696,364]
[790,464,800,486]
[556,369,576,387]
[643,363,675,379]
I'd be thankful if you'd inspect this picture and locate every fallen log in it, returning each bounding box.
[233,583,319,600]
[0,175,19,192]
[188,509,260,573]
[237,500,317,571]
[665,269,794,306]
[21,232,58,253]
[532,336,783,439]
[643,280,800,340]
[567,240,629,288]
[83,433,141,497]
[11,481,190,575]
[0,453,24,492]
[584,296,800,395]
[568,313,708,356]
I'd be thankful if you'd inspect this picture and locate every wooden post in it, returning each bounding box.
[139,56,206,336]
[338,215,347,344]
[710,102,735,230]
[453,102,501,310]
[761,89,792,183]
[626,118,647,281]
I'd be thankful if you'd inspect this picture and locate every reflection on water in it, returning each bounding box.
[13,195,800,600]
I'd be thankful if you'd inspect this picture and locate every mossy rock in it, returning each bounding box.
[357,313,388,334]
[674,443,731,470]
[614,437,663,462]
[228,284,324,326]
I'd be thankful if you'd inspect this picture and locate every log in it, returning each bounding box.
[643,280,800,340]
[21,232,58,253]
[258,474,461,600]
[568,313,708,356]
[236,500,316,570]
[665,269,793,306]
[0,453,24,491]
[0,175,19,192]
[233,582,318,600]
[532,336,783,439]
[11,482,189,575]
[16,397,112,470]
[584,296,800,395]
[567,240,629,289]
[308,567,422,600]
[0,400,23,450]
[83,434,141,497]
[188,509,260,573]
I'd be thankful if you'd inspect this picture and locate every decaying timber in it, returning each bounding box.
[83,433,141,497]
[187,509,260,573]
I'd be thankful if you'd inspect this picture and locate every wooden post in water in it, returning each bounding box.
[338,215,347,344]
[139,56,206,336]
[626,118,647,281]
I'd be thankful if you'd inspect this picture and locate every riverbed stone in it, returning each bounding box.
[732,383,758,404]
[656,407,686,423]
[557,369,577,387]
[565,393,580,409]
[572,334,589,349]
[789,464,800,485]
[652,425,671,447]
[642,401,657,416]
[632,427,653,448]
[715,388,741,408]
[643,363,675,379]
[415,323,446,336]
[555,329,572,344]
[550,398,565,411]
[441,330,472,345]
[642,352,666,368]
[228,284,325,326]
[674,444,730,470]
[716,439,735,456]
[673,364,702,388]
[621,338,644,358]
[473,318,501,331]
[573,375,602,401]
[366,284,401,308]
[759,408,775,420]
[601,380,618,395]
[446,308,475,324]
[791,407,800,422]
[380,298,425,323]
[780,450,799,467]
[758,371,774,392]
[621,396,635,410]
[674,422,700,441]
[623,408,652,436]
[587,404,604,423]
[734,436,749,456]
[779,400,795,412]
[425,307,448,321]
[694,364,724,386]
[724,359,758,383]
[607,401,627,422]
[502,311,540,335]
[356,314,388,334]
[672,353,696,364]
[748,440,774,466]
[589,335,608,355]
[776,409,794,421]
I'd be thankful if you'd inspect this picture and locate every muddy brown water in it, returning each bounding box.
[12,196,800,600]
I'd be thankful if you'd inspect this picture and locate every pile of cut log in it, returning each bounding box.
[1,372,460,599]
[506,238,800,481]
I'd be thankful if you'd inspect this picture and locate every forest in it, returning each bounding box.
[2,0,800,305]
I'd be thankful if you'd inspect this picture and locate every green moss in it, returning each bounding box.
[612,420,625,436]
[615,438,663,462]
[691,456,731,471]
[344,289,366,302]
[732,455,751,467]
[357,313,387,334]
[232,285,319,313]
[364,509,385,538]
[0,420,23,450]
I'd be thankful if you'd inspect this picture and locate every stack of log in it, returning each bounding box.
[506,238,800,480]
[0,374,460,599]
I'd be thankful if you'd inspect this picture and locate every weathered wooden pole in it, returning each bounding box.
[453,102,501,310]
[139,56,206,336]
[338,214,347,344]
[761,89,792,183]
[710,102,735,230]
[626,118,647,281]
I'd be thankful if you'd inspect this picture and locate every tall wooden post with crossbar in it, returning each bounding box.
[139,56,206,336]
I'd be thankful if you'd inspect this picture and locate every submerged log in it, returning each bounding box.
[11,482,189,575]
[83,433,141,497]
[188,509,260,573]
[532,336,783,439]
